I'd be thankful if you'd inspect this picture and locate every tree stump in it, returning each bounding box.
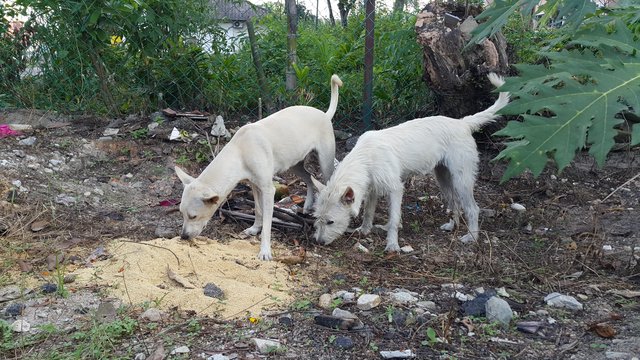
[415,2,510,119]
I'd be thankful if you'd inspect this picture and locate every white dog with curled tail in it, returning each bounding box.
[176,74,343,261]
[312,73,509,251]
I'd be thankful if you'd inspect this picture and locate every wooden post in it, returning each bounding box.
[247,19,271,115]
[362,0,375,130]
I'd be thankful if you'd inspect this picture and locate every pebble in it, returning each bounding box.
[441,283,464,290]
[332,308,358,320]
[318,293,333,309]
[496,287,510,298]
[510,203,526,212]
[334,335,354,349]
[203,283,225,299]
[462,290,496,316]
[18,136,37,146]
[389,291,418,305]
[485,296,513,328]
[41,283,57,294]
[416,301,437,312]
[252,338,283,354]
[170,345,190,355]
[140,308,162,322]
[353,243,369,253]
[516,321,542,334]
[400,245,414,253]
[55,194,77,206]
[314,314,360,330]
[11,319,31,332]
[357,294,381,310]
[544,292,583,311]
[380,349,416,359]
[278,315,293,327]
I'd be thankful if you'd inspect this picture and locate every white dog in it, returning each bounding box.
[312,73,509,251]
[176,74,343,260]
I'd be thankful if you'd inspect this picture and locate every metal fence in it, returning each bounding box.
[0,0,435,134]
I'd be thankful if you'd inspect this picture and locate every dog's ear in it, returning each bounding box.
[175,166,195,185]
[203,195,219,206]
[310,176,326,192]
[341,187,355,205]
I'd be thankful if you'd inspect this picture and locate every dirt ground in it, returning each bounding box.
[1,109,639,360]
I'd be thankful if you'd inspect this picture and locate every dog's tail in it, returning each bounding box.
[325,74,343,120]
[462,73,510,132]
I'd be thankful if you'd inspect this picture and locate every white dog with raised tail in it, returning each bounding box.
[312,73,509,251]
[176,74,343,260]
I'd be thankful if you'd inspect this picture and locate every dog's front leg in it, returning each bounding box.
[257,184,276,261]
[384,188,404,252]
[244,185,263,236]
[355,191,378,235]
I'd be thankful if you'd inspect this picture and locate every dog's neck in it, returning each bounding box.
[330,149,372,213]
[198,144,249,198]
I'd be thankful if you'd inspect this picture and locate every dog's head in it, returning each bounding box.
[175,166,220,240]
[312,176,359,246]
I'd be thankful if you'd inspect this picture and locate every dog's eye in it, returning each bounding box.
[188,215,197,220]
[326,220,334,225]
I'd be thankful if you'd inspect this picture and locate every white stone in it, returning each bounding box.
[18,136,37,146]
[441,283,464,290]
[211,115,231,138]
[353,242,369,253]
[496,287,510,298]
[380,350,415,359]
[389,291,418,305]
[602,245,613,251]
[318,293,333,309]
[544,292,583,311]
[400,245,414,253]
[357,294,381,310]
[332,308,358,320]
[510,203,526,212]
[103,128,119,136]
[252,338,283,354]
[11,320,30,332]
[452,291,470,302]
[170,346,189,355]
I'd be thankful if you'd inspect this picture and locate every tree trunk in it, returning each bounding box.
[338,0,352,27]
[327,0,336,26]
[393,0,405,13]
[285,0,298,91]
[415,2,510,119]
[246,20,273,115]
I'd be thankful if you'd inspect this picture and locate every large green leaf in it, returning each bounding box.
[494,22,640,182]
[467,0,538,47]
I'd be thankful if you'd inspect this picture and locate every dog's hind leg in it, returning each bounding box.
[448,165,480,244]
[434,164,461,232]
[244,185,263,236]
[291,162,316,214]
[316,140,336,182]
[384,186,404,252]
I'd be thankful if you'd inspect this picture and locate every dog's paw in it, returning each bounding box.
[440,219,456,232]
[459,233,477,244]
[243,226,262,236]
[384,243,401,253]
[257,249,273,261]
[354,225,372,236]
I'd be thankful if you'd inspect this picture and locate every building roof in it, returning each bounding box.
[210,0,269,22]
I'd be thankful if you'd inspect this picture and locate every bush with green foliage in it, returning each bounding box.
[471,0,640,182]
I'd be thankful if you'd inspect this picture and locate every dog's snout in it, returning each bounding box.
[180,233,191,240]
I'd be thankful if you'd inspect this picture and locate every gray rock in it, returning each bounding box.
[252,338,283,354]
[4,303,25,317]
[334,335,354,349]
[389,291,418,305]
[516,321,543,334]
[140,308,162,322]
[203,283,225,299]
[170,345,189,355]
[18,136,37,146]
[379,349,416,359]
[544,292,583,311]
[55,194,77,207]
[332,308,358,320]
[314,315,360,330]
[462,290,496,316]
[485,296,513,327]
[134,353,146,360]
[605,351,633,359]
[357,294,381,310]
[0,286,23,302]
[416,301,437,312]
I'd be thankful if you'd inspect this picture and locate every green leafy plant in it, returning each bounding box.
[130,128,148,139]
[291,299,312,311]
[421,327,438,347]
[470,0,640,182]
